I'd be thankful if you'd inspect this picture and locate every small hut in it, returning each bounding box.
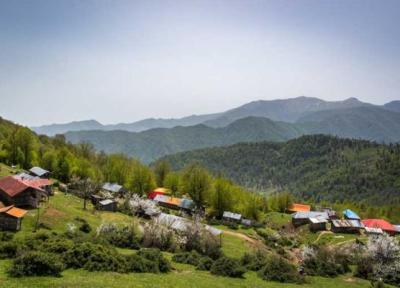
[0,205,28,231]
[309,217,328,232]
[97,199,117,212]
[222,211,242,223]
[101,183,126,196]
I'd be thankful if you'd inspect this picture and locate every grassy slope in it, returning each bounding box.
[0,163,388,288]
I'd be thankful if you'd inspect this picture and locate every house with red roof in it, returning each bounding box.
[362,219,397,236]
[0,176,48,208]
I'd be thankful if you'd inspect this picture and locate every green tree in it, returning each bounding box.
[212,178,233,219]
[129,164,156,196]
[164,172,180,196]
[153,160,171,187]
[181,163,211,208]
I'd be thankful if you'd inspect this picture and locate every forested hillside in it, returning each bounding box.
[160,135,400,206]
[65,117,304,163]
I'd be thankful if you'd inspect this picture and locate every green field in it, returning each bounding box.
[0,259,382,288]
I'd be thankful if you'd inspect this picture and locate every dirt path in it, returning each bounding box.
[222,230,258,244]
[313,231,333,244]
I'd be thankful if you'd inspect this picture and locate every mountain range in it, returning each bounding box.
[32,96,378,135]
[31,96,400,163]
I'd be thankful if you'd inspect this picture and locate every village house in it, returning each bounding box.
[292,211,329,227]
[364,227,384,235]
[309,217,328,232]
[97,199,118,212]
[317,207,338,219]
[0,205,28,231]
[343,209,361,220]
[362,219,397,236]
[288,203,311,213]
[0,176,48,208]
[101,182,126,196]
[331,219,364,234]
[29,166,51,179]
[222,211,242,223]
[14,173,53,196]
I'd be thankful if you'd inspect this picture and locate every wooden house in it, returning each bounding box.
[309,217,328,232]
[97,199,118,212]
[0,205,27,231]
[0,176,47,208]
[222,211,242,223]
[29,167,51,179]
[14,173,53,196]
[292,211,329,227]
[101,183,126,196]
[288,203,311,213]
[331,219,364,234]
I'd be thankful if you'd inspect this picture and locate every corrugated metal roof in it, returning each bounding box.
[0,176,45,197]
[179,198,194,210]
[223,211,242,220]
[102,183,123,193]
[29,167,49,177]
[157,213,189,231]
[331,219,364,228]
[292,211,329,220]
[365,227,383,234]
[14,173,37,180]
[99,199,115,206]
[362,219,396,233]
[343,209,361,220]
[309,217,328,224]
[395,225,400,232]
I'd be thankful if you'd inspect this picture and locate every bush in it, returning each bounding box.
[172,251,202,266]
[63,242,111,269]
[258,255,304,283]
[355,256,374,280]
[137,248,171,273]
[83,250,126,272]
[0,242,19,259]
[0,232,14,242]
[196,257,213,271]
[79,222,92,233]
[124,254,159,273]
[241,251,268,271]
[210,256,246,278]
[8,251,64,277]
[303,246,350,277]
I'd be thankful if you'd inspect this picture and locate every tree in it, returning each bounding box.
[73,177,99,210]
[181,164,211,208]
[164,172,180,196]
[129,164,156,196]
[153,160,171,187]
[14,127,36,169]
[212,178,233,219]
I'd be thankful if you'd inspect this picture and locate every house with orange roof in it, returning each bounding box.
[0,205,28,231]
[288,203,311,213]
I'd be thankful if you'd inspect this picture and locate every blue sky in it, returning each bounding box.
[0,0,399,126]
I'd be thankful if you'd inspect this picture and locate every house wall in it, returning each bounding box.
[0,188,42,208]
[0,214,21,231]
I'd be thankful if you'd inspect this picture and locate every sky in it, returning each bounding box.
[0,0,399,126]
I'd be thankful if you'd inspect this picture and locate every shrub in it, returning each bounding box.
[0,242,19,259]
[172,251,202,266]
[79,222,92,233]
[196,257,213,271]
[142,220,177,251]
[83,250,126,272]
[63,242,109,269]
[8,251,64,277]
[241,251,268,271]
[355,256,374,280]
[124,254,159,273]
[137,248,171,273]
[258,255,304,283]
[0,232,14,242]
[210,256,246,278]
[302,245,350,277]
